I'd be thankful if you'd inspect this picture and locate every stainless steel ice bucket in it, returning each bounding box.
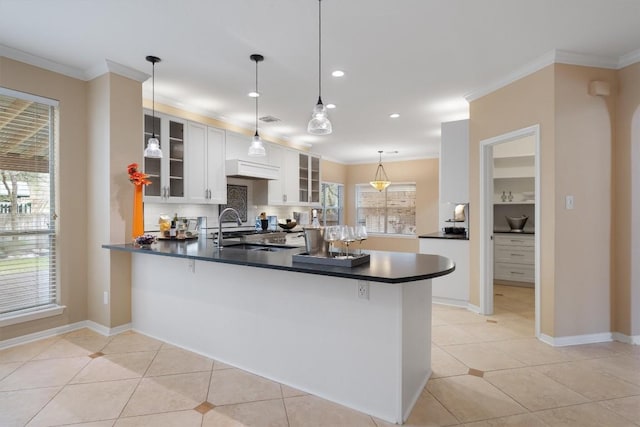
[303,227,329,257]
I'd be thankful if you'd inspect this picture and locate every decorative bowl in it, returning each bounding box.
[134,234,157,247]
[505,215,528,231]
[278,220,297,230]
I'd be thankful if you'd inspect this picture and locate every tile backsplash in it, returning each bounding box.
[143,177,314,233]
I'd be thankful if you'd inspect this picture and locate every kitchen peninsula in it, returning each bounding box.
[103,240,454,423]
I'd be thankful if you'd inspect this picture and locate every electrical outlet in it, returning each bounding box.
[358,280,370,300]
[103,291,109,305]
[188,259,195,273]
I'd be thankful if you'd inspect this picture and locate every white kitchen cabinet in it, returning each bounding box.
[186,122,226,204]
[440,119,469,204]
[143,111,187,203]
[225,131,252,162]
[419,237,469,306]
[264,145,299,205]
[299,153,321,205]
[494,234,534,283]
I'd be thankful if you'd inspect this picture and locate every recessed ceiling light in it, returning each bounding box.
[326,103,336,109]
[248,91,260,98]
[389,113,400,118]
[331,70,345,77]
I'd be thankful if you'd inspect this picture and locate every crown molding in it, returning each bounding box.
[466,49,625,102]
[554,50,619,69]
[0,44,87,80]
[618,48,640,69]
[85,59,149,82]
[465,50,556,102]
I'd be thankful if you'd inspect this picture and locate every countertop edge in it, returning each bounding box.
[103,243,455,284]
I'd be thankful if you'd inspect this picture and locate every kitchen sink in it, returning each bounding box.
[222,243,296,252]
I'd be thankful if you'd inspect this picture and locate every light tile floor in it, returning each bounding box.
[1,285,639,426]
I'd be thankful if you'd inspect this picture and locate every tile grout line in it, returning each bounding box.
[113,343,163,422]
[21,343,96,425]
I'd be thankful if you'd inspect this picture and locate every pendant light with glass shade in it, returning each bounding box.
[307,0,332,135]
[370,150,391,191]
[248,54,266,157]
[144,55,163,158]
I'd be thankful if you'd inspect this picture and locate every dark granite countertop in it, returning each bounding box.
[418,232,469,240]
[103,239,455,284]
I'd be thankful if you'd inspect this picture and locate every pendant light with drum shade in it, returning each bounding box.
[144,55,162,158]
[248,54,266,157]
[370,151,391,191]
[307,0,332,135]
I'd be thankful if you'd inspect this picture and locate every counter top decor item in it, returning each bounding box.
[134,233,156,248]
[128,162,151,239]
[278,220,297,230]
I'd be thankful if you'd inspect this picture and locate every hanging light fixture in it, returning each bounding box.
[370,150,391,191]
[248,54,266,157]
[144,55,163,158]
[307,0,332,135]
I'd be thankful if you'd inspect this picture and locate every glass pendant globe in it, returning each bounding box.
[308,102,332,135]
[248,133,266,157]
[144,137,163,158]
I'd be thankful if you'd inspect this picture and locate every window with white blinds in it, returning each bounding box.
[0,88,58,319]
[355,183,417,235]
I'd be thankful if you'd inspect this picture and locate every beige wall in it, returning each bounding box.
[470,64,621,338]
[87,73,141,328]
[553,64,617,336]
[0,58,89,340]
[87,73,111,327]
[344,158,439,253]
[614,62,640,336]
[321,159,347,184]
[469,65,556,334]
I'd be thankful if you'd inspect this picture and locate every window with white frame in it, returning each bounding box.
[320,182,343,226]
[356,183,416,235]
[0,88,58,320]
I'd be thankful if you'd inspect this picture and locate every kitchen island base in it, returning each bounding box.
[131,253,432,424]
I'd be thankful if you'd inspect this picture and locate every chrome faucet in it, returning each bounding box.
[216,207,242,248]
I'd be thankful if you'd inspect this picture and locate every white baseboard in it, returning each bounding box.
[0,320,132,351]
[0,321,87,350]
[85,321,132,337]
[612,332,640,345]
[540,332,613,347]
[467,303,481,314]
[432,297,468,308]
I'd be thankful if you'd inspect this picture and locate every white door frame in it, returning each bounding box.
[479,124,541,338]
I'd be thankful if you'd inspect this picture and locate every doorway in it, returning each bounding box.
[480,125,541,338]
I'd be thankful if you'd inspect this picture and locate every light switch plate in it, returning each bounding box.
[565,195,574,210]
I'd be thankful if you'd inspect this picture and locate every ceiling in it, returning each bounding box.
[1,0,639,164]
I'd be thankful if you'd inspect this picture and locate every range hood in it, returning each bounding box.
[225,159,280,180]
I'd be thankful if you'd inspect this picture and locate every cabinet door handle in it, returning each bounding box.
[510,239,524,243]
[208,189,211,199]
[510,271,524,275]
[510,253,524,256]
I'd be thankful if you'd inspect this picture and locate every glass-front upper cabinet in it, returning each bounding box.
[299,153,321,205]
[143,111,186,202]
[143,114,162,198]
